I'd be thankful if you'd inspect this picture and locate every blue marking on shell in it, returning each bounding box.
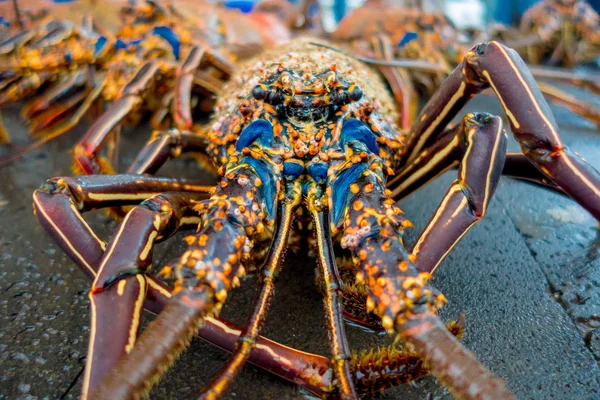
[235,120,274,151]
[308,163,328,182]
[398,31,418,48]
[94,36,108,58]
[244,157,276,218]
[152,26,180,60]
[332,163,367,225]
[283,160,304,178]
[64,51,73,64]
[115,39,127,50]
[340,119,379,154]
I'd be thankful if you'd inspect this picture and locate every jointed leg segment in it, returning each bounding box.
[395,113,508,274]
[400,41,600,220]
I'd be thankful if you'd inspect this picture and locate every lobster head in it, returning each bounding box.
[251,66,363,126]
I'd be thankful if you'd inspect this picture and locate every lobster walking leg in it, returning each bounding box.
[32,175,210,277]
[388,120,565,204]
[407,114,507,273]
[370,35,417,131]
[0,77,105,168]
[21,69,88,120]
[32,175,401,398]
[536,80,600,126]
[403,41,600,220]
[84,193,196,397]
[502,152,565,194]
[127,129,209,175]
[388,123,464,200]
[73,62,162,175]
[199,182,300,399]
[173,45,232,131]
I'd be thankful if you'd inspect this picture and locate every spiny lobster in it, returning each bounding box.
[0,0,288,168]
[330,1,600,129]
[496,0,600,68]
[32,38,600,399]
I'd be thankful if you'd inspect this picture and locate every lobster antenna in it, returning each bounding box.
[308,42,446,73]
[12,0,23,29]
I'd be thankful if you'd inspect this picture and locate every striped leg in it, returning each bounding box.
[535,80,600,126]
[173,45,232,131]
[32,177,207,397]
[32,175,410,398]
[370,35,417,131]
[502,152,565,195]
[126,129,209,175]
[0,76,106,168]
[407,114,507,274]
[32,175,211,276]
[83,192,196,397]
[402,41,600,220]
[73,62,161,175]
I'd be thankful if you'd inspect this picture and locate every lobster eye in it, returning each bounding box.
[252,85,268,101]
[347,86,363,102]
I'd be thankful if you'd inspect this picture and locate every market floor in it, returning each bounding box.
[1,90,599,399]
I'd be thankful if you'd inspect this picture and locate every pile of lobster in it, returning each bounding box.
[2,0,600,399]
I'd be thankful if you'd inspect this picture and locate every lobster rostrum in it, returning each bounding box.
[32,37,600,399]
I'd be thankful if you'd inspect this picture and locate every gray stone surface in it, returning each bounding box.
[0,91,599,400]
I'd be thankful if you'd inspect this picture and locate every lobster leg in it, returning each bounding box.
[0,71,51,107]
[0,77,105,168]
[502,152,565,195]
[90,151,282,398]
[407,113,507,274]
[388,123,565,202]
[370,35,417,131]
[127,129,209,175]
[536,80,600,126]
[73,62,161,175]
[199,182,301,399]
[403,41,600,220]
[31,174,335,397]
[33,174,438,398]
[173,45,233,130]
[527,64,600,94]
[388,123,463,201]
[327,122,513,399]
[21,69,88,119]
[83,192,196,397]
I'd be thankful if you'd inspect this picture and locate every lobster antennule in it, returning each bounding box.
[309,198,359,399]
[199,184,300,399]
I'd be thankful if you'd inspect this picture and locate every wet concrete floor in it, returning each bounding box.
[0,92,600,399]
